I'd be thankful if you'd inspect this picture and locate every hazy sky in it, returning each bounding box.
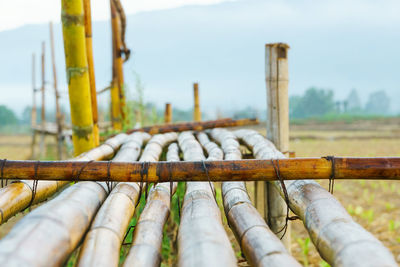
[0,0,233,31]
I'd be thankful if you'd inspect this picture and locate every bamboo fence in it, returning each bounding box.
[0,134,127,225]
[208,128,301,267]
[124,141,179,267]
[177,131,236,266]
[77,132,150,267]
[234,129,397,267]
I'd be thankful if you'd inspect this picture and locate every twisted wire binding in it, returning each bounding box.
[201,160,218,205]
[323,156,336,194]
[106,160,113,192]
[270,159,299,239]
[28,161,40,210]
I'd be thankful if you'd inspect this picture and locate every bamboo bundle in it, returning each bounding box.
[0,133,138,266]
[209,129,300,267]
[124,142,180,267]
[0,133,127,225]
[83,0,100,146]
[177,132,236,266]
[235,129,397,267]
[3,157,400,183]
[125,118,259,135]
[61,0,95,155]
[77,132,150,267]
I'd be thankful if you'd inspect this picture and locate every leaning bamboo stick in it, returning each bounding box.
[77,132,150,267]
[0,133,127,225]
[177,131,236,266]
[39,41,46,159]
[124,118,259,135]
[235,129,397,267]
[209,128,300,266]
[83,0,100,146]
[2,157,400,183]
[61,0,95,155]
[124,141,179,267]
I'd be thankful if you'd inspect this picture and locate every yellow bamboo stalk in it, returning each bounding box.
[193,83,201,122]
[164,103,172,124]
[235,129,397,267]
[209,129,300,266]
[61,0,95,155]
[0,134,127,225]
[110,0,126,127]
[83,0,99,146]
[177,132,236,266]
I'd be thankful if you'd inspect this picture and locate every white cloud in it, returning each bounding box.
[0,0,234,31]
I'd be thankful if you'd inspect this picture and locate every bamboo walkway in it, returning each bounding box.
[0,129,397,267]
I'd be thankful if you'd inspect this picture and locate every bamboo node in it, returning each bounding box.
[66,66,88,84]
[72,125,94,140]
[61,11,85,26]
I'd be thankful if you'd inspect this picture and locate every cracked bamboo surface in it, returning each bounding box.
[208,129,301,267]
[0,133,135,266]
[0,133,127,225]
[177,131,236,267]
[124,141,179,267]
[77,132,150,267]
[235,129,397,267]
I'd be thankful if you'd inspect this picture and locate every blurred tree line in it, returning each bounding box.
[290,88,392,119]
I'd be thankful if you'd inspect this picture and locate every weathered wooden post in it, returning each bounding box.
[164,103,172,123]
[265,43,291,249]
[193,82,201,121]
[61,0,96,156]
[30,53,38,159]
[49,22,64,160]
[39,41,46,158]
[83,0,100,146]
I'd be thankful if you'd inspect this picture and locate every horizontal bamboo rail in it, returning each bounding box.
[209,129,300,266]
[77,132,150,267]
[177,132,236,266]
[0,133,127,225]
[235,129,397,267]
[1,157,399,183]
[123,118,258,135]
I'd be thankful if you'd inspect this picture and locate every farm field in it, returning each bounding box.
[0,122,399,266]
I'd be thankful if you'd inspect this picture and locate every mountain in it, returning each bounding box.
[0,0,399,115]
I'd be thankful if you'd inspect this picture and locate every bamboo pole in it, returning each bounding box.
[31,53,37,128]
[164,103,172,124]
[124,140,179,267]
[123,118,259,135]
[265,43,291,247]
[77,132,150,267]
[110,0,126,127]
[83,0,100,146]
[209,128,300,266]
[193,83,201,122]
[49,21,64,160]
[0,134,127,225]
[61,0,95,156]
[235,129,397,267]
[177,131,236,266]
[30,53,38,159]
[39,41,46,159]
[2,156,400,183]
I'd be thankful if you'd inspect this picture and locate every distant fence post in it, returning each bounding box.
[193,82,201,121]
[265,43,291,250]
[164,103,172,124]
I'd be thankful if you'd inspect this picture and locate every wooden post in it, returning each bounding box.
[265,43,290,249]
[110,0,126,128]
[83,0,99,146]
[164,103,172,123]
[61,0,96,156]
[30,53,38,159]
[49,22,63,160]
[39,41,46,159]
[193,82,201,121]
